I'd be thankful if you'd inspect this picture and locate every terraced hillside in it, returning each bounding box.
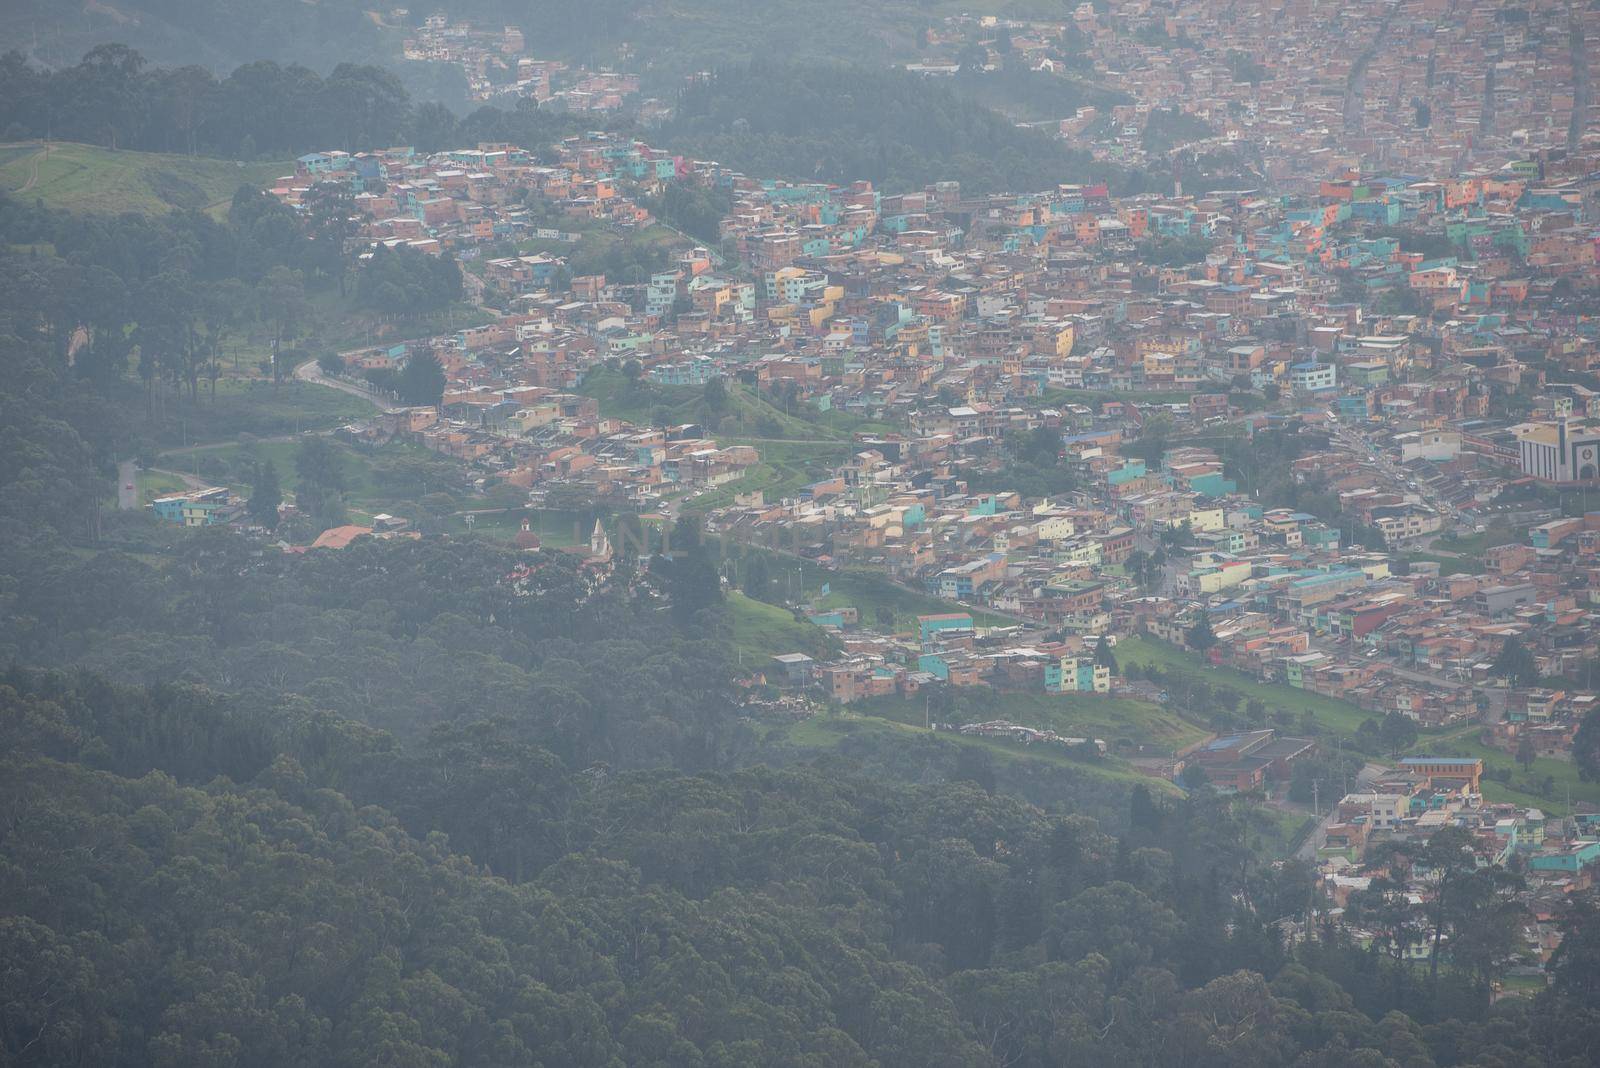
[0,142,285,218]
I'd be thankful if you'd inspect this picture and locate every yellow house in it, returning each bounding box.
[1034,515,1077,541]
[1056,540,1103,565]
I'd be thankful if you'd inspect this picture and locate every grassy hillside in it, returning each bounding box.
[119,379,375,448]
[579,366,843,439]
[1409,725,1600,816]
[774,712,1168,789]
[1117,636,1375,737]
[578,367,859,508]
[727,591,840,664]
[858,689,1210,754]
[0,142,286,218]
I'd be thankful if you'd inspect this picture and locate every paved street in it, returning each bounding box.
[294,357,390,407]
[1294,762,1384,862]
[117,459,138,510]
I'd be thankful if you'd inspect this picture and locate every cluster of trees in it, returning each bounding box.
[0,186,357,544]
[7,657,1600,1065]
[0,186,358,413]
[11,32,1600,1067]
[566,232,674,287]
[1140,107,1216,154]
[1490,634,1541,688]
[1222,423,1363,531]
[945,65,1125,123]
[661,64,1152,196]
[0,45,611,159]
[10,0,390,71]
[0,45,410,157]
[1136,232,1219,268]
[1355,711,1422,758]
[0,533,738,764]
[642,183,733,246]
[967,425,1079,499]
[354,244,464,316]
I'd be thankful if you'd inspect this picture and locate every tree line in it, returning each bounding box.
[4,651,1600,1066]
[0,44,614,160]
[0,184,461,420]
[659,63,1161,196]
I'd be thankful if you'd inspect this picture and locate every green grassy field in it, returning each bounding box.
[1434,528,1521,555]
[816,567,1015,631]
[0,142,286,218]
[168,438,380,501]
[726,591,839,666]
[857,689,1210,754]
[135,379,376,447]
[683,440,855,513]
[578,368,861,513]
[1409,726,1600,816]
[579,367,847,443]
[133,470,191,505]
[722,546,1013,631]
[1114,639,1600,815]
[771,712,1176,789]
[1249,805,1318,859]
[1117,636,1375,737]
[577,368,696,424]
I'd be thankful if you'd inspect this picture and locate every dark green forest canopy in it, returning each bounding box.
[659,64,1158,195]
[7,647,1600,1066]
[0,46,613,159]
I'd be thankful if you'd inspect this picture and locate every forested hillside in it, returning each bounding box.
[659,65,1156,195]
[0,47,604,159]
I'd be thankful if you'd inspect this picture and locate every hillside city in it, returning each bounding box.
[7,1,1600,1064]
[135,1,1600,989]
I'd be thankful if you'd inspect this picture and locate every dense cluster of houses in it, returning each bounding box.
[401,13,648,113]
[229,0,1600,992]
[260,106,1600,774]
[1309,754,1600,976]
[922,0,1593,186]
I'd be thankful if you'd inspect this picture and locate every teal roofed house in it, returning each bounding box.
[1350,198,1402,225]
[1529,840,1600,874]
[1188,472,1237,497]
[1107,460,1147,487]
[1301,525,1340,549]
[918,613,974,647]
[1519,188,1581,212]
[1493,224,1529,256]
